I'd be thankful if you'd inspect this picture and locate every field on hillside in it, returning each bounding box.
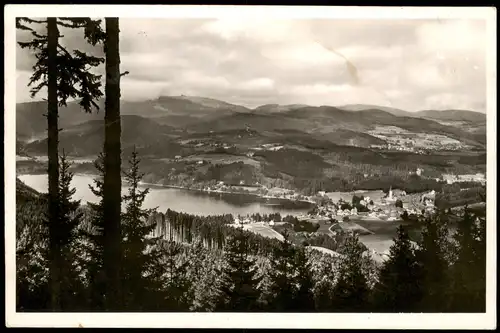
[331,221,374,236]
[307,246,341,257]
[238,223,285,241]
[368,125,473,151]
[182,153,261,167]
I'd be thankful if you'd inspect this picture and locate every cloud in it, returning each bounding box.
[16,18,488,112]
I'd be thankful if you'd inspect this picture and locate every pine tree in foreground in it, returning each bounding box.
[121,148,163,311]
[373,225,422,312]
[156,240,192,311]
[79,153,108,310]
[265,230,297,312]
[16,153,85,311]
[16,189,50,311]
[309,249,338,312]
[291,246,315,312]
[187,240,223,311]
[448,208,486,312]
[17,17,104,310]
[331,232,370,312]
[56,151,86,310]
[102,17,123,310]
[415,215,450,312]
[216,227,263,312]
[314,278,335,312]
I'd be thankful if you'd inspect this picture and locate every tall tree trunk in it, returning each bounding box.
[103,17,122,310]
[47,17,61,312]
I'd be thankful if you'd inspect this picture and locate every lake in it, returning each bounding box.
[18,174,314,217]
[354,218,424,254]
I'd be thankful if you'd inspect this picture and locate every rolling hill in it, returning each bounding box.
[282,106,484,148]
[16,97,486,151]
[414,109,487,123]
[258,103,486,125]
[173,95,250,112]
[16,96,249,141]
[187,112,307,133]
[337,104,414,117]
[24,115,185,158]
[272,129,386,149]
[16,100,104,141]
[253,103,310,114]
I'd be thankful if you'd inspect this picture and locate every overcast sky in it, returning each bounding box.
[16,18,487,112]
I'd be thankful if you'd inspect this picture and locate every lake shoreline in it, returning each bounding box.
[137,180,317,206]
[18,173,314,217]
[18,171,316,208]
[16,164,317,206]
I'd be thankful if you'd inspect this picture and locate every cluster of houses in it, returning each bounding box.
[233,216,276,227]
[441,173,486,185]
[409,168,424,176]
[250,143,284,152]
[309,187,436,222]
[201,182,313,203]
[421,190,437,207]
[183,139,236,150]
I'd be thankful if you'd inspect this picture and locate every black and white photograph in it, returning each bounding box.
[4,5,497,329]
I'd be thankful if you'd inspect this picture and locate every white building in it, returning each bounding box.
[385,187,397,202]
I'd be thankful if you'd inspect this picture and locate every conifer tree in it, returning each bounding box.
[314,278,336,312]
[415,216,449,312]
[291,246,315,312]
[331,232,370,312]
[448,208,486,312]
[186,241,222,311]
[310,250,337,312]
[17,17,105,311]
[156,240,192,311]
[121,148,162,310]
[373,225,422,312]
[16,185,50,311]
[216,227,262,312]
[79,153,107,310]
[56,151,86,310]
[102,17,123,309]
[265,230,297,312]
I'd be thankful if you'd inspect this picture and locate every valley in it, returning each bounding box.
[16,96,486,201]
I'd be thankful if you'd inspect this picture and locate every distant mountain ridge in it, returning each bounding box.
[337,104,486,121]
[336,104,414,117]
[414,109,487,122]
[24,115,185,157]
[16,96,486,152]
[253,104,310,113]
